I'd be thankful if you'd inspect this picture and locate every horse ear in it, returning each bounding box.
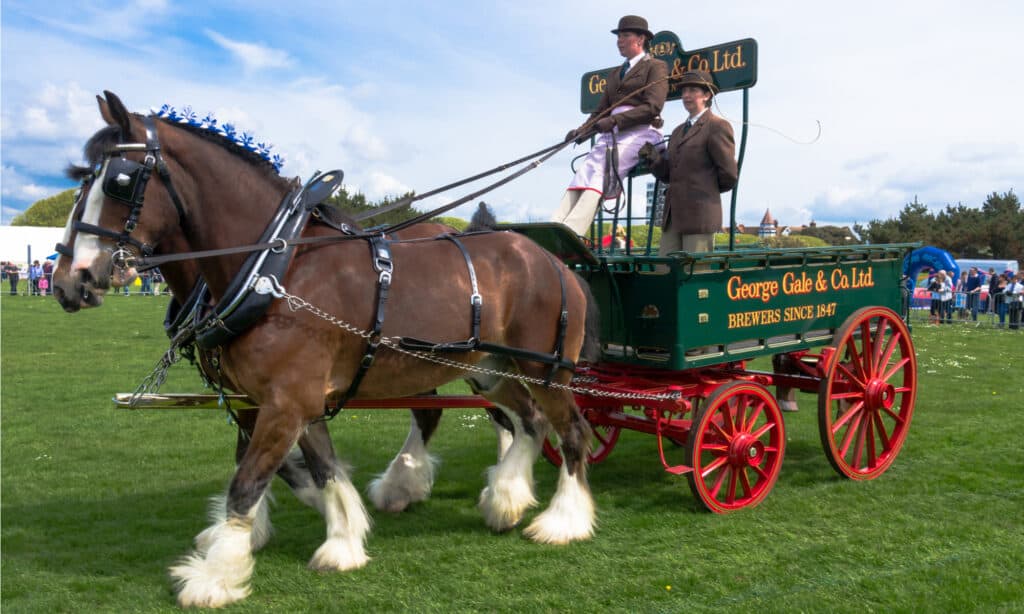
[101,90,133,136]
[96,94,115,126]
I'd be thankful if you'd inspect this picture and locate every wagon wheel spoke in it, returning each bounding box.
[852,410,869,469]
[700,454,729,479]
[726,466,739,504]
[835,360,867,391]
[751,420,776,440]
[838,409,865,458]
[739,467,754,499]
[877,329,903,376]
[743,401,764,433]
[870,318,889,374]
[880,356,911,384]
[708,461,730,499]
[831,399,865,434]
[872,408,892,450]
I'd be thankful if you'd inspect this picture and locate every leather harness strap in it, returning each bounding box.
[325,235,393,419]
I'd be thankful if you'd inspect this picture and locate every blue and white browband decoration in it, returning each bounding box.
[152,104,285,172]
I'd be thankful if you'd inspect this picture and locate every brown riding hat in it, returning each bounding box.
[679,70,719,95]
[611,15,654,39]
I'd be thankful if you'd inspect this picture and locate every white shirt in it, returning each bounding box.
[623,52,645,75]
[687,108,708,126]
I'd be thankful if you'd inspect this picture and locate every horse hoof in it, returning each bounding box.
[308,537,370,572]
[478,485,535,532]
[170,553,252,608]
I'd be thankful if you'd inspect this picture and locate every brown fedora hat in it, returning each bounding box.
[679,69,719,94]
[611,15,653,39]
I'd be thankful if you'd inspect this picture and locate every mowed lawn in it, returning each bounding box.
[2,294,1022,613]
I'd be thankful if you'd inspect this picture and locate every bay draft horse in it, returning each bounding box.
[55,91,600,608]
[52,180,517,554]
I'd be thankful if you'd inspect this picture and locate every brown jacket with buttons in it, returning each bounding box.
[583,54,668,131]
[649,110,738,234]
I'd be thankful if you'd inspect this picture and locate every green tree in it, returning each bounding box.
[858,197,936,245]
[981,190,1022,262]
[11,188,77,226]
[324,187,425,227]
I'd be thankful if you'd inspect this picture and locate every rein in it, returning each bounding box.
[85,75,671,272]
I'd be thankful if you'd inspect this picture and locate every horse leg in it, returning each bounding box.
[197,410,326,555]
[367,408,441,513]
[487,407,515,461]
[474,377,547,532]
[521,385,595,545]
[169,405,316,608]
[295,422,371,572]
[367,401,515,514]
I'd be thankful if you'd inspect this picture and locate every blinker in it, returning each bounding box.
[102,155,146,205]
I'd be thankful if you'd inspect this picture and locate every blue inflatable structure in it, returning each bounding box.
[903,246,959,290]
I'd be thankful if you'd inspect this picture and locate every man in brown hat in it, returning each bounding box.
[553,15,669,236]
[640,70,737,255]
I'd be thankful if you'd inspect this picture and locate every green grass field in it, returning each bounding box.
[2,294,1023,612]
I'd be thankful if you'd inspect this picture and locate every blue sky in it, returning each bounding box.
[2,0,1021,229]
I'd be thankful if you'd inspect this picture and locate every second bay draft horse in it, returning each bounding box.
[55,91,600,608]
[51,178,518,548]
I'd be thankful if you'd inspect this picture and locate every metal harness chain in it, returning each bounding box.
[256,276,678,403]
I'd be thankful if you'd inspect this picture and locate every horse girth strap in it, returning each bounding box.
[326,235,393,420]
[398,236,575,381]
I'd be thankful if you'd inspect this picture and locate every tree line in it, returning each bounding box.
[10,186,1021,263]
[852,190,1022,262]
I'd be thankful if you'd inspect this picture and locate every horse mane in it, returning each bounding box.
[65,113,293,193]
[164,118,290,188]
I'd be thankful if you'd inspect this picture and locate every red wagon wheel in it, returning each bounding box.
[818,306,916,480]
[542,422,622,467]
[685,381,785,513]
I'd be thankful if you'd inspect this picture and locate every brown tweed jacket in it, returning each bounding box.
[649,110,738,234]
[584,54,668,131]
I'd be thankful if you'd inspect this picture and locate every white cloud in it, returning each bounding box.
[359,172,413,200]
[204,30,293,73]
[1,165,61,200]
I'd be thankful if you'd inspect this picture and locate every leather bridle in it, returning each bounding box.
[71,115,188,263]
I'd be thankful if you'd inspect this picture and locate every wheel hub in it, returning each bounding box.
[864,379,896,411]
[729,434,765,467]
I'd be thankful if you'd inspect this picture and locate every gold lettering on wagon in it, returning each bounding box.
[722,265,874,330]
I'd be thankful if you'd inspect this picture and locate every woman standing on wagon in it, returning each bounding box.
[639,70,738,255]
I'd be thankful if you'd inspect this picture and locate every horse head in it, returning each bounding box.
[53,90,290,309]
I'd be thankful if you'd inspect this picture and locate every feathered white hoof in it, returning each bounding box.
[367,452,438,513]
[523,468,595,545]
[308,536,371,572]
[170,520,254,608]
[478,467,537,532]
[195,493,273,554]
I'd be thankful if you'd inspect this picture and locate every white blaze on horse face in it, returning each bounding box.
[57,197,79,271]
[72,159,110,271]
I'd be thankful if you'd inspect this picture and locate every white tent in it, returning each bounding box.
[0,226,65,265]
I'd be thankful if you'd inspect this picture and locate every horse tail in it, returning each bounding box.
[574,272,602,363]
[465,201,497,232]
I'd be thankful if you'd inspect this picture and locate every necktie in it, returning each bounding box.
[619,60,629,78]
[682,120,692,136]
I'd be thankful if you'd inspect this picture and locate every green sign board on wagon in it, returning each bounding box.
[579,34,758,113]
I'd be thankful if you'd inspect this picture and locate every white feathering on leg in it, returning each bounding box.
[524,463,595,545]
[478,418,540,531]
[170,518,255,608]
[309,476,372,571]
[367,417,438,513]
